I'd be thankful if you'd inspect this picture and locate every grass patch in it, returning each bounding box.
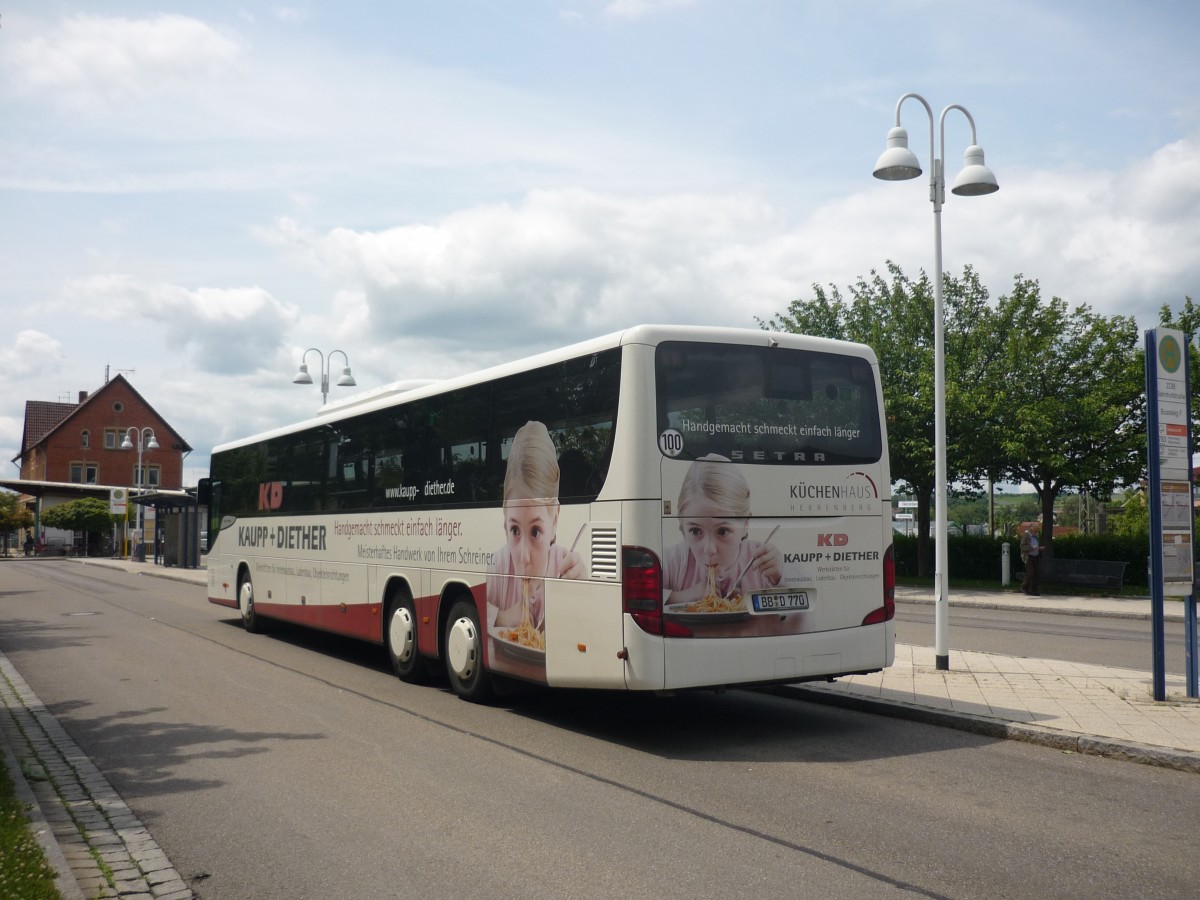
[0,753,63,899]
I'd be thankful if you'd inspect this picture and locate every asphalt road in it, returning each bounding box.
[894,604,1191,673]
[2,561,1199,899]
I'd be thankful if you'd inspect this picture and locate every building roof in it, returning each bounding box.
[20,401,79,452]
[13,374,192,464]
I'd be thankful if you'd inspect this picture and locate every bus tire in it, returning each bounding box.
[444,598,493,702]
[385,592,427,684]
[238,570,266,634]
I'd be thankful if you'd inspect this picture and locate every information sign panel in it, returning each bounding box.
[1145,327,1198,700]
[1147,328,1194,595]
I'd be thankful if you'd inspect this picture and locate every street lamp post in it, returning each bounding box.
[873,92,999,671]
[293,348,356,406]
[121,426,159,560]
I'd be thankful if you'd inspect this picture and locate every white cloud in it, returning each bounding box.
[63,276,300,374]
[0,331,69,465]
[0,330,67,379]
[604,0,699,20]
[4,14,244,108]
[272,6,314,25]
[265,189,796,354]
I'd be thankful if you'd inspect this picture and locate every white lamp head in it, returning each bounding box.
[293,362,314,385]
[951,144,999,196]
[336,366,356,388]
[146,435,159,450]
[873,127,922,181]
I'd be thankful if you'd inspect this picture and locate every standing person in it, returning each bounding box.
[1020,525,1041,595]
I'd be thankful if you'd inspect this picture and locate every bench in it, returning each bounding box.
[1029,558,1128,591]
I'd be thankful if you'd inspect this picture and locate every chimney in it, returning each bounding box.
[79,390,89,403]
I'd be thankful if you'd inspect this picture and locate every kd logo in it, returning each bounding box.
[257,482,283,511]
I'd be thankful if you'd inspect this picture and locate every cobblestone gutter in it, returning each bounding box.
[0,653,194,900]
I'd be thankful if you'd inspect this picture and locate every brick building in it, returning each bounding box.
[12,374,191,491]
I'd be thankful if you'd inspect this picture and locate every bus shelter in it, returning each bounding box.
[131,489,205,569]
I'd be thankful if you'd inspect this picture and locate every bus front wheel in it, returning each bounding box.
[238,571,265,633]
[444,599,493,702]
[386,594,427,684]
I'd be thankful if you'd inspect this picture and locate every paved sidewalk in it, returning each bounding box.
[3,557,1200,897]
[794,584,1200,774]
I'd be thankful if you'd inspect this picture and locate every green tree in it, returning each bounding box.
[995,281,1143,552]
[40,498,118,555]
[765,264,1147,567]
[0,491,35,555]
[947,495,988,536]
[1108,487,1149,539]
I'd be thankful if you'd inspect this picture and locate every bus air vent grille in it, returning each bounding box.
[590,527,619,580]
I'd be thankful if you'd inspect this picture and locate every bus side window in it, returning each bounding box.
[557,448,590,501]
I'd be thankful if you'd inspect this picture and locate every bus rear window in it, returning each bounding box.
[655,341,882,465]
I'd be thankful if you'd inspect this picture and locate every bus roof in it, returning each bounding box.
[211,324,876,455]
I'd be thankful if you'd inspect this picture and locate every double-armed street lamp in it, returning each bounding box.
[121,426,159,558]
[293,348,356,406]
[872,92,999,671]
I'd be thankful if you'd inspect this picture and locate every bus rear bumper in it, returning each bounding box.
[625,621,893,692]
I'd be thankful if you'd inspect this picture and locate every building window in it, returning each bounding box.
[81,430,90,449]
[105,429,119,449]
[113,401,124,412]
[69,463,100,484]
[134,465,161,489]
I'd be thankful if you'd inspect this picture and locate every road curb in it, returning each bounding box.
[895,594,1186,623]
[784,685,1200,775]
[75,558,206,586]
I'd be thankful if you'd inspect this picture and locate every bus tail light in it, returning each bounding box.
[862,543,896,625]
[623,546,691,637]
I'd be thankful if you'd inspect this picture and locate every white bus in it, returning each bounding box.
[203,325,894,701]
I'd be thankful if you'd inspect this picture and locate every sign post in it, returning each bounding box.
[1145,328,1199,700]
[110,489,128,560]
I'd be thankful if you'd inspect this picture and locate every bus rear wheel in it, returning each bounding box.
[444,598,493,702]
[238,570,265,634]
[386,593,427,684]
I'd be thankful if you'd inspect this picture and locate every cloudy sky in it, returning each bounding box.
[3,0,1199,484]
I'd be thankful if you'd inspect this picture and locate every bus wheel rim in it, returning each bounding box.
[447,616,479,680]
[389,607,416,663]
[239,581,253,618]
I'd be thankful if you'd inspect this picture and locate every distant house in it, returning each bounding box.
[3,375,193,555]
[12,374,191,491]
